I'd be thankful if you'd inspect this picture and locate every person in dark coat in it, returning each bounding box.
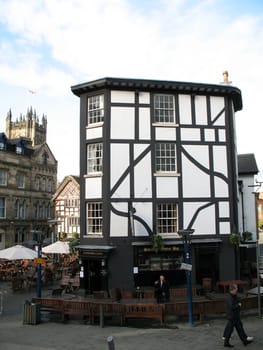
[223,284,253,347]
[154,275,170,303]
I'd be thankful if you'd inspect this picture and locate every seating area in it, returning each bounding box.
[31,285,260,327]
[0,258,81,293]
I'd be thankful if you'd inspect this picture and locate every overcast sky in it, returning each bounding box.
[0,0,263,182]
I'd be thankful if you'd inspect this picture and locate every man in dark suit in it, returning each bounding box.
[154,275,170,303]
[223,284,253,347]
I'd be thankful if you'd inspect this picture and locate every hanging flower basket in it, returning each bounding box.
[241,231,253,242]
[229,233,240,246]
[151,234,163,253]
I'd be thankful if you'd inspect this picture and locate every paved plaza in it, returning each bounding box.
[0,282,263,350]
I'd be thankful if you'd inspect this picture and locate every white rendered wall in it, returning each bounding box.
[179,94,192,124]
[111,107,134,139]
[111,90,135,103]
[182,150,211,198]
[111,143,130,198]
[155,127,177,140]
[238,174,257,240]
[139,107,151,140]
[139,91,150,104]
[195,96,207,125]
[86,125,103,140]
[134,147,152,198]
[133,202,153,236]
[156,177,178,198]
[184,202,216,234]
[85,177,102,198]
[210,96,225,125]
[180,128,201,141]
[110,202,128,237]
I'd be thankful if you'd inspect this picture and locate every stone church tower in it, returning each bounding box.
[5,106,47,146]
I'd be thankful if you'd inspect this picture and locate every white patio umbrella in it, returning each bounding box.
[0,244,38,260]
[42,241,70,254]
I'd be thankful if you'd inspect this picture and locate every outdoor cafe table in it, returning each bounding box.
[216,279,248,293]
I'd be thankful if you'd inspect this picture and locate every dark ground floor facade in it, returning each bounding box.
[76,237,257,295]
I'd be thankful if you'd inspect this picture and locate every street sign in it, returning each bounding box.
[34,258,46,265]
[180,262,192,271]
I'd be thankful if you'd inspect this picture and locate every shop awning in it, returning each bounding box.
[76,245,116,258]
[132,238,222,246]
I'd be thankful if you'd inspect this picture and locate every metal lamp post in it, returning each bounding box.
[33,230,43,298]
[37,238,42,298]
[178,229,195,327]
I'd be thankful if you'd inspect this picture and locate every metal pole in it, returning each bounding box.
[184,237,194,327]
[256,241,262,318]
[107,336,115,350]
[37,239,42,298]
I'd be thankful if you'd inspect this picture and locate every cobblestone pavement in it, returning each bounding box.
[0,282,263,350]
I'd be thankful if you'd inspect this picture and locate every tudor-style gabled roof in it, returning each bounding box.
[71,76,243,112]
[52,175,80,201]
[238,153,259,175]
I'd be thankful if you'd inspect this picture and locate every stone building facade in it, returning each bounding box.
[0,108,57,249]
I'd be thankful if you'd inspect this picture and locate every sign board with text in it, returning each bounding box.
[180,262,192,271]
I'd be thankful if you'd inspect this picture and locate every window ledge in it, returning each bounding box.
[154,172,180,177]
[84,173,103,178]
[152,123,178,127]
[83,234,103,238]
[86,122,104,129]
[159,233,181,239]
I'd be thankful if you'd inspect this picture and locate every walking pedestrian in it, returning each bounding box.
[223,284,253,347]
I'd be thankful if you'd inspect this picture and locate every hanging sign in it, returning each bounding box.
[180,262,192,271]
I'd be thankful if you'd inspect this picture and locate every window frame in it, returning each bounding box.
[153,94,175,124]
[87,143,103,175]
[155,142,177,174]
[157,203,178,236]
[0,169,7,186]
[87,94,104,125]
[35,176,40,191]
[86,202,103,235]
[17,172,25,189]
[47,178,52,192]
[0,197,6,218]
[41,177,46,192]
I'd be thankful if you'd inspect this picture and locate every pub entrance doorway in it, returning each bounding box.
[83,259,103,294]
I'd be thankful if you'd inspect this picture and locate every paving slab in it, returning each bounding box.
[0,282,263,350]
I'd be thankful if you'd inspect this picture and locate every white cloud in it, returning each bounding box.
[0,0,263,179]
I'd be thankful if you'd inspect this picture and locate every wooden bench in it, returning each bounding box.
[169,287,197,299]
[216,280,248,293]
[124,303,163,326]
[165,297,208,321]
[32,297,64,321]
[91,302,125,327]
[62,300,92,323]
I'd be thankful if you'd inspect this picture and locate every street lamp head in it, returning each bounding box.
[178,229,195,243]
[178,229,195,237]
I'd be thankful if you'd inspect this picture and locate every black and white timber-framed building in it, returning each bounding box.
[71,77,243,293]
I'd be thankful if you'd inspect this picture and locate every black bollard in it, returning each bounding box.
[107,336,115,350]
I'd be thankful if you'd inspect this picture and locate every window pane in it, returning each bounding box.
[87,95,104,124]
[154,95,175,123]
[155,143,176,172]
[17,173,25,188]
[157,203,177,234]
[0,197,6,218]
[0,169,7,186]
[86,202,103,234]
[87,143,103,173]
